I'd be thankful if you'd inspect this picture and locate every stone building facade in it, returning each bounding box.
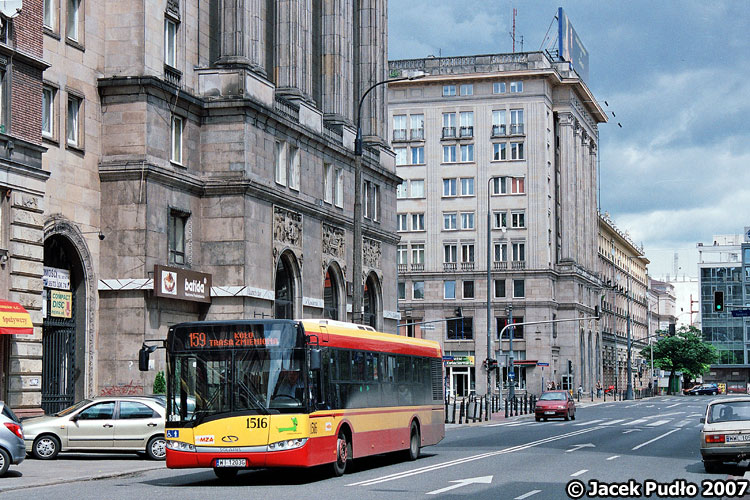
[390,52,606,397]
[8,0,397,414]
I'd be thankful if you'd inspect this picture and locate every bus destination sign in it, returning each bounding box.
[185,329,280,349]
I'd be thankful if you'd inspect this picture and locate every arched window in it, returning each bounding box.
[275,253,296,319]
[363,273,380,329]
[323,266,340,320]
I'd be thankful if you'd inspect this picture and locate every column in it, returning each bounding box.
[276,0,313,100]
[557,112,576,262]
[356,0,387,144]
[322,0,353,123]
[217,0,266,76]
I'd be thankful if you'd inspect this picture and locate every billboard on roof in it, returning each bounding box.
[558,7,589,82]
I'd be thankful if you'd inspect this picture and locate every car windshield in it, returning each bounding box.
[55,399,92,417]
[707,401,750,423]
[539,392,566,401]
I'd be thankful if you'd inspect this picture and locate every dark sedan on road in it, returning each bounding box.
[685,383,719,395]
[535,391,576,421]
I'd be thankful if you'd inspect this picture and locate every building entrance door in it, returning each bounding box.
[42,296,76,414]
[451,368,469,397]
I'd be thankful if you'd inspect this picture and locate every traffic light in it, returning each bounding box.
[714,291,724,312]
[668,323,676,336]
[567,359,574,374]
[594,305,600,318]
[483,358,498,371]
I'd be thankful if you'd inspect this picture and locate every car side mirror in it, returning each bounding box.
[70,414,79,422]
[700,417,706,424]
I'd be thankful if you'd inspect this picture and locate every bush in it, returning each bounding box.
[153,370,166,394]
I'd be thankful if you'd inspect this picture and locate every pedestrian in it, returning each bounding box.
[596,380,602,398]
[577,384,583,398]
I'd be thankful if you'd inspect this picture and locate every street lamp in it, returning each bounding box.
[352,70,426,324]
[486,176,503,397]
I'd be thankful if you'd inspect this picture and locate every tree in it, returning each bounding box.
[640,326,717,395]
[153,370,166,394]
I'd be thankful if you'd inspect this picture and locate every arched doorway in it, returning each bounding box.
[323,263,342,320]
[363,272,381,330]
[42,234,87,414]
[275,251,300,319]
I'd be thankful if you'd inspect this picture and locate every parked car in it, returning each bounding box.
[686,383,719,396]
[535,390,576,421]
[0,401,25,476]
[700,397,750,472]
[23,396,166,460]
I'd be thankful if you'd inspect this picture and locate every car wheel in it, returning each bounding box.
[712,391,718,395]
[0,448,10,476]
[213,467,239,480]
[33,435,60,460]
[146,435,166,460]
[332,430,350,477]
[406,422,420,461]
[703,460,722,473]
[543,417,547,422]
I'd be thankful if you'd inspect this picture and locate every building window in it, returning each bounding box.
[397,214,408,231]
[494,279,506,298]
[443,244,457,263]
[393,114,407,140]
[460,212,475,230]
[410,146,424,164]
[395,147,407,166]
[461,243,474,263]
[510,109,524,134]
[513,279,525,298]
[460,84,473,96]
[164,18,178,68]
[42,86,56,139]
[443,212,457,230]
[447,317,473,340]
[491,176,525,195]
[66,0,80,42]
[460,177,474,196]
[411,244,424,265]
[492,110,507,136]
[397,245,408,265]
[362,180,370,219]
[442,112,456,138]
[443,85,456,97]
[493,82,506,94]
[444,280,456,299]
[276,142,288,186]
[397,182,407,199]
[511,142,525,160]
[334,167,343,207]
[413,281,425,300]
[443,145,457,163]
[498,317,524,339]
[512,242,525,261]
[323,163,333,203]
[411,213,424,231]
[288,146,300,190]
[510,81,523,93]
[168,210,189,265]
[372,184,380,222]
[410,114,424,140]
[493,143,507,161]
[44,0,57,30]
[511,211,525,228]
[494,242,508,262]
[459,111,473,137]
[459,144,474,162]
[463,280,474,299]
[171,115,183,164]
[66,94,82,148]
[443,178,457,197]
[493,211,507,229]
[397,282,406,300]
[410,179,425,198]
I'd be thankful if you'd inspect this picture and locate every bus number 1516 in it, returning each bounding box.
[247,417,268,429]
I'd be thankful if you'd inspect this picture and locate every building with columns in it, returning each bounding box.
[6,0,397,416]
[390,52,606,397]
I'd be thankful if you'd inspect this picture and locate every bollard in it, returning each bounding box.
[523,395,527,414]
[531,395,535,412]
[505,397,509,418]
[577,391,580,403]
[472,399,478,422]
[514,397,519,417]
[445,400,449,424]
[591,390,594,402]
[458,399,465,424]
[452,398,457,423]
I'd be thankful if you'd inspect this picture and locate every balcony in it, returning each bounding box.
[393,129,407,141]
[511,261,526,270]
[461,262,475,271]
[410,128,424,141]
[459,126,474,138]
[493,261,508,270]
[491,124,507,137]
[442,127,456,139]
[397,264,408,274]
[510,123,525,135]
[443,263,457,272]
[411,263,424,272]
[164,65,182,86]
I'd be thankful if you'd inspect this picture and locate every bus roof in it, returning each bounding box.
[299,319,442,358]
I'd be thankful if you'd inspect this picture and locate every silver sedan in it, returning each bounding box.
[701,397,750,472]
[23,396,166,460]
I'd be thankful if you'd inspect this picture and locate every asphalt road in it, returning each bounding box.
[2,395,743,500]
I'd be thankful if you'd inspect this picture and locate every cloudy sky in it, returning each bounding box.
[388,0,750,279]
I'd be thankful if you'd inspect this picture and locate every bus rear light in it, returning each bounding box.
[705,434,725,443]
[167,440,196,452]
[268,438,307,451]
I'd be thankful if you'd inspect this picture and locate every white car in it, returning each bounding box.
[701,397,750,472]
[23,397,166,460]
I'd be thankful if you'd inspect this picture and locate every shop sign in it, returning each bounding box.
[50,290,72,318]
[445,356,475,367]
[43,266,71,290]
[153,265,212,303]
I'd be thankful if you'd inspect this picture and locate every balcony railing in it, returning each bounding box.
[411,263,424,272]
[442,127,456,139]
[410,128,424,140]
[461,262,475,271]
[512,261,526,270]
[164,65,182,86]
[393,129,407,141]
[459,126,474,138]
[397,264,408,274]
[443,263,457,272]
[493,261,508,270]
[510,123,525,135]
[491,124,507,137]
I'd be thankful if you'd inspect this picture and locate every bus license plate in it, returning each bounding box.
[215,458,247,467]
[726,435,750,442]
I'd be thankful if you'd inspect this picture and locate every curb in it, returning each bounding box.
[0,463,166,493]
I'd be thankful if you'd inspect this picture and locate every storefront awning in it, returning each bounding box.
[0,300,33,335]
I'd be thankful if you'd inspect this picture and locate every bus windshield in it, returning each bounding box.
[167,321,306,424]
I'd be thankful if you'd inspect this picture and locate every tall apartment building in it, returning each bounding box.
[698,233,750,390]
[598,213,650,393]
[13,0,396,415]
[389,52,606,397]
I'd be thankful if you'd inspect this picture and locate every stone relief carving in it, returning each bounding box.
[322,223,345,259]
[363,237,381,270]
[273,206,302,247]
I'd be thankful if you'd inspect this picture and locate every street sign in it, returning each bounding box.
[537,362,550,367]
[508,372,515,380]
[731,309,750,318]
[421,324,436,330]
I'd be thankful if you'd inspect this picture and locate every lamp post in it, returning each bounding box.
[486,176,502,397]
[626,258,633,400]
[352,71,425,324]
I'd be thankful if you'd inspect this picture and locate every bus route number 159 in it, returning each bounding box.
[246,417,268,429]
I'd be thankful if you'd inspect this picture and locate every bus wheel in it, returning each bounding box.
[214,467,239,480]
[406,422,420,461]
[332,431,350,477]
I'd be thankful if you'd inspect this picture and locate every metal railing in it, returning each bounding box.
[442,127,456,139]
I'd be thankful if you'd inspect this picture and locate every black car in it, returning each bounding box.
[686,384,719,395]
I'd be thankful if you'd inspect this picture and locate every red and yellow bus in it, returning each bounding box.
[154,319,444,478]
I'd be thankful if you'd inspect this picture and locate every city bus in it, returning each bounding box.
[141,319,444,479]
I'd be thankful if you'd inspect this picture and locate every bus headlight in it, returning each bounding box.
[268,438,307,451]
[167,440,196,452]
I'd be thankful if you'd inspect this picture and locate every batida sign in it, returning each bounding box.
[153,265,212,303]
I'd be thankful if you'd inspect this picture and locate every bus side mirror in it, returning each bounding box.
[139,344,157,371]
[310,349,322,371]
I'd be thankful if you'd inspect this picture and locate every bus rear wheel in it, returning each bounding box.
[406,422,420,461]
[214,467,239,480]
[332,431,350,477]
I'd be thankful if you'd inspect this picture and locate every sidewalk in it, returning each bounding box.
[0,453,165,493]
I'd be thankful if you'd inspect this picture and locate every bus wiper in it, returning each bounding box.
[237,379,270,415]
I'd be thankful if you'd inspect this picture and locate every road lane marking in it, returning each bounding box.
[632,429,681,450]
[623,418,651,425]
[426,475,493,495]
[570,469,588,477]
[574,419,603,426]
[601,419,626,426]
[665,403,681,408]
[515,490,541,499]
[646,419,671,427]
[606,455,620,461]
[347,427,603,487]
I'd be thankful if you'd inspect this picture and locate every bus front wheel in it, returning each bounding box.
[332,431,350,477]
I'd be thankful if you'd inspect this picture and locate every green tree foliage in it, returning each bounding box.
[640,326,717,395]
[153,370,166,394]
